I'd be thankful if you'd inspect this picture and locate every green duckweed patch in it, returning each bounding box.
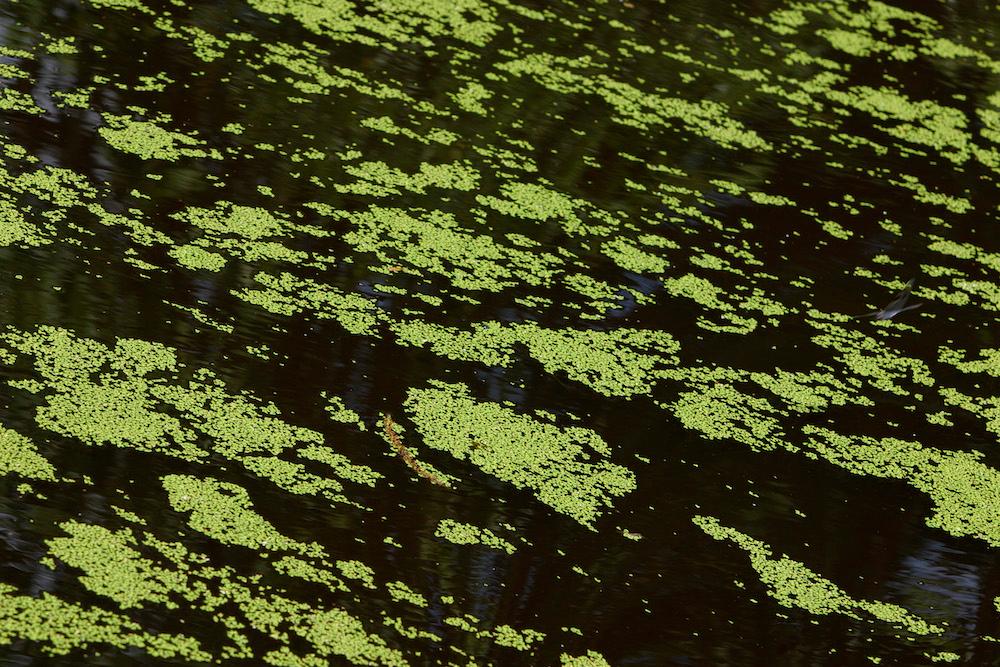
[434,518,516,554]
[164,474,324,556]
[3,0,1000,662]
[561,651,611,667]
[694,515,941,636]
[99,115,217,161]
[0,427,56,480]
[0,582,208,660]
[405,381,635,527]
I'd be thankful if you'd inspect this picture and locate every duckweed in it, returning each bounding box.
[0,0,999,662]
[693,516,941,636]
[434,518,516,554]
[404,381,635,527]
[163,475,324,557]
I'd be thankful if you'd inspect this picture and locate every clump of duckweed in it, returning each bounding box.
[495,54,770,150]
[335,560,376,589]
[404,381,635,527]
[434,518,516,554]
[46,522,186,609]
[391,320,678,397]
[170,202,325,271]
[298,445,381,486]
[0,90,43,115]
[99,115,216,161]
[669,383,786,452]
[809,319,934,395]
[493,623,546,650]
[0,326,376,509]
[336,205,562,292]
[325,395,366,429]
[385,581,428,608]
[235,272,382,335]
[561,651,611,667]
[333,159,479,197]
[803,427,1000,547]
[938,346,1000,377]
[163,474,323,557]
[246,0,500,48]
[0,583,210,660]
[443,615,545,651]
[0,427,56,480]
[168,244,227,272]
[240,456,349,502]
[928,651,961,663]
[693,515,941,636]
[257,602,408,666]
[273,556,347,592]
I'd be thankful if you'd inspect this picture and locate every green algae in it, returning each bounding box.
[404,381,635,527]
[434,518,516,554]
[693,515,941,636]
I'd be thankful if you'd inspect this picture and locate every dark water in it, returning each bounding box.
[0,0,997,665]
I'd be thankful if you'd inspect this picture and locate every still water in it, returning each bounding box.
[0,0,996,664]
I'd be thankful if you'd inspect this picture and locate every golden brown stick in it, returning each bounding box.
[383,414,449,487]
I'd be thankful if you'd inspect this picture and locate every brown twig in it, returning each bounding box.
[383,414,449,487]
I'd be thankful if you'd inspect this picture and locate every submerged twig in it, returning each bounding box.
[383,414,450,487]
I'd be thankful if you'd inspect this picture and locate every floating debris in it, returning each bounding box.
[382,414,450,488]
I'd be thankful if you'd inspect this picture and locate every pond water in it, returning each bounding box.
[0,0,997,664]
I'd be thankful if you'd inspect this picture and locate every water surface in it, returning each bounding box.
[0,0,997,665]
